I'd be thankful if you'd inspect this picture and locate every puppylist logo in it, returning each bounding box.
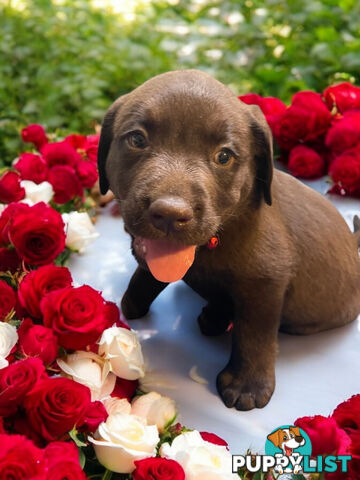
[232,425,352,475]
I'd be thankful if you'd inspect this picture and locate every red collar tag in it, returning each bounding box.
[206,236,219,249]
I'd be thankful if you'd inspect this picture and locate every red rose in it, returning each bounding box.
[133,458,185,480]
[348,434,360,480]
[295,415,351,456]
[41,140,80,168]
[21,124,48,150]
[105,301,130,329]
[41,285,112,350]
[78,400,108,432]
[239,94,287,117]
[332,395,360,439]
[14,153,48,184]
[46,461,87,480]
[0,279,16,320]
[111,377,138,401]
[18,318,58,365]
[326,111,360,155]
[0,357,46,416]
[200,431,229,448]
[0,171,25,203]
[291,90,325,107]
[18,264,72,318]
[0,434,45,479]
[10,412,44,446]
[48,165,83,204]
[239,94,287,131]
[0,247,21,273]
[64,134,87,150]
[272,93,332,151]
[288,145,326,178]
[65,133,99,162]
[0,203,29,247]
[84,134,99,162]
[44,441,79,465]
[323,82,360,113]
[76,160,98,188]
[261,97,287,117]
[328,148,360,196]
[9,202,66,265]
[44,441,87,479]
[24,377,91,441]
[239,93,264,107]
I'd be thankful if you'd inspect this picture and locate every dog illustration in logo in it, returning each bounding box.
[267,426,305,474]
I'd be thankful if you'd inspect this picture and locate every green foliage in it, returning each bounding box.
[1,0,359,164]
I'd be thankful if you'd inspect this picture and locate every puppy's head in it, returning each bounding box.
[267,427,305,452]
[98,70,273,282]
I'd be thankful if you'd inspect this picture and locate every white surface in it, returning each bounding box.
[70,176,360,455]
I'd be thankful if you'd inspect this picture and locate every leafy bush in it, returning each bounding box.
[1,0,359,165]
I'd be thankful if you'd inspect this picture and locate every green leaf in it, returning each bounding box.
[69,426,87,448]
[78,447,86,469]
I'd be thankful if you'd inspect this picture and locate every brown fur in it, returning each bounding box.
[98,70,360,410]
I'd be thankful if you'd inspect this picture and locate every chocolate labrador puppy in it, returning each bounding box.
[98,70,360,411]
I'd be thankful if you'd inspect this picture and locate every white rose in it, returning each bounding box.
[160,431,238,480]
[131,392,176,433]
[20,180,54,205]
[98,326,145,380]
[0,323,18,369]
[103,397,132,416]
[62,211,99,252]
[89,413,159,473]
[57,351,116,401]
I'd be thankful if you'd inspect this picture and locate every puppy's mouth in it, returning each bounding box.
[133,237,196,283]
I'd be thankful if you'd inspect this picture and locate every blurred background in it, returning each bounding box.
[1,0,360,164]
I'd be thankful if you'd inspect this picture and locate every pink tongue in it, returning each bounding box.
[143,239,196,283]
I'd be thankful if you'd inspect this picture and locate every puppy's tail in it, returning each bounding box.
[353,215,360,248]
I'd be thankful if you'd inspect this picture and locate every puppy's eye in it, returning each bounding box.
[128,131,147,149]
[214,149,235,167]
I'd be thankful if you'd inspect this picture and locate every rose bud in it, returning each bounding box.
[98,326,145,380]
[14,153,48,184]
[18,318,58,366]
[0,171,25,204]
[131,392,177,433]
[21,124,48,150]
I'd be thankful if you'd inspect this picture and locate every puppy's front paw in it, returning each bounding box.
[197,304,231,336]
[121,291,149,320]
[216,368,274,410]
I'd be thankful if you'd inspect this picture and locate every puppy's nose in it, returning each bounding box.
[149,196,193,233]
[295,435,304,443]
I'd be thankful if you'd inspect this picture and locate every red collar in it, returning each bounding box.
[206,236,219,249]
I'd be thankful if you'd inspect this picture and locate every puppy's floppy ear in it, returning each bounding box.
[267,429,281,447]
[248,105,273,206]
[97,95,128,195]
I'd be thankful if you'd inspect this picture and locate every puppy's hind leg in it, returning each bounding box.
[121,266,168,319]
